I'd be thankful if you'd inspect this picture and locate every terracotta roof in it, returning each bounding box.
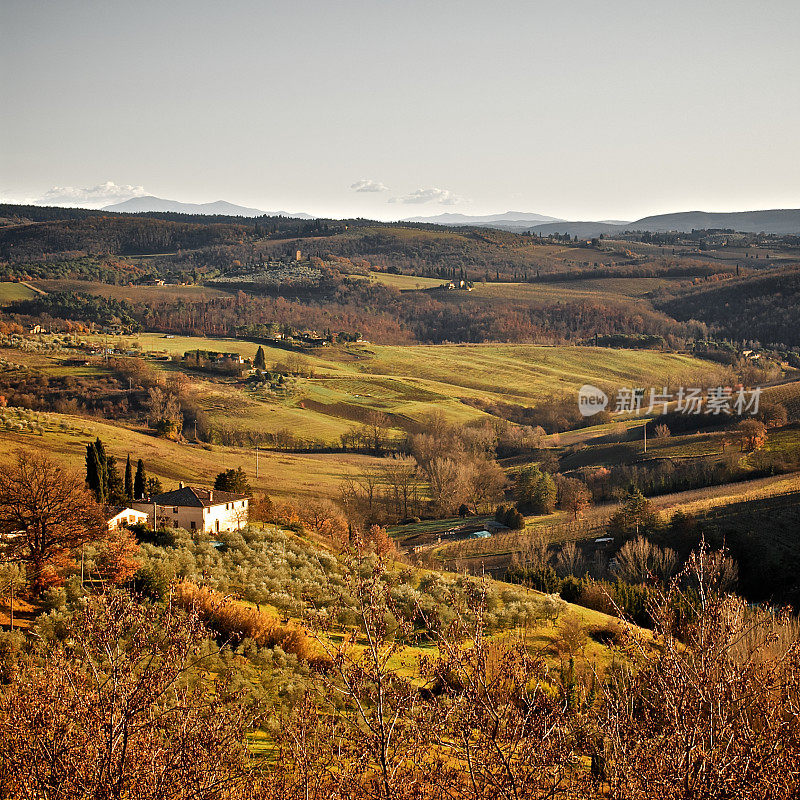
[147,486,248,508]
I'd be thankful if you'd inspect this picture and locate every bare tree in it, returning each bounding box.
[612,537,678,584]
[305,553,423,800]
[0,592,255,797]
[364,410,391,454]
[381,460,421,520]
[517,531,549,571]
[421,585,585,799]
[599,545,800,799]
[554,540,587,578]
[468,458,507,514]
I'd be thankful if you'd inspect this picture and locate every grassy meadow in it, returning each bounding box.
[0,281,39,302]
[71,332,719,443]
[0,406,385,501]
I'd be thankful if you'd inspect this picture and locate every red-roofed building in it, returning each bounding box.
[133,484,249,533]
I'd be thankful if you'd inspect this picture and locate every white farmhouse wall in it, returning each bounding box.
[201,499,249,533]
[132,499,248,533]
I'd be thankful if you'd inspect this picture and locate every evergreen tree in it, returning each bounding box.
[134,459,146,500]
[214,467,252,495]
[94,438,108,498]
[124,454,133,501]
[253,346,266,371]
[515,466,557,514]
[608,486,658,539]
[106,455,124,506]
[85,442,105,503]
[145,476,163,497]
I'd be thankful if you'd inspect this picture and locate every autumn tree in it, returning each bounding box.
[558,476,592,519]
[737,418,767,451]
[0,450,104,594]
[86,527,141,586]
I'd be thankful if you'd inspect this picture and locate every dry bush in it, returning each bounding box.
[599,550,800,799]
[554,612,589,657]
[612,537,678,585]
[0,592,255,799]
[174,582,319,663]
[579,582,617,617]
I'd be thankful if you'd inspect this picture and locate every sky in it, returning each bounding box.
[2,0,799,221]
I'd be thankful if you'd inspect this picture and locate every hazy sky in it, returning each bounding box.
[2,0,799,221]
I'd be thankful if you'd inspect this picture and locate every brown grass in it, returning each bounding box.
[173,582,321,663]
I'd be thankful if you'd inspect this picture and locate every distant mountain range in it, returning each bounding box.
[102,196,314,219]
[626,209,800,235]
[519,209,800,237]
[406,208,800,237]
[96,198,800,235]
[401,211,563,226]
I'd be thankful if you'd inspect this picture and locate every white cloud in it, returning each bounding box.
[37,181,147,208]
[388,187,464,205]
[350,178,389,193]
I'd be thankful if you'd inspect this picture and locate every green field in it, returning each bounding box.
[0,407,386,501]
[33,279,230,303]
[367,272,689,301]
[0,281,39,302]
[80,334,719,442]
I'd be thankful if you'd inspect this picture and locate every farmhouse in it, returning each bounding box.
[103,506,149,531]
[133,485,249,533]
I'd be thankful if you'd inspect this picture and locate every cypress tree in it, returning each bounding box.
[253,346,266,371]
[124,454,133,501]
[85,442,105,503]
[106,455,124,505]
[94,438,108,498]
[134,459,146,500]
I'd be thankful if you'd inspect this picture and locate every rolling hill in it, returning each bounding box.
[416,208,800,238]
[522,208,800,237]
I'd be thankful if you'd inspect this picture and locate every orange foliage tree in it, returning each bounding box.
[0,450,105,594]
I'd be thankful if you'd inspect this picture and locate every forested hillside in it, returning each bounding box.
[656,264,800,347]
[3,204,800,351]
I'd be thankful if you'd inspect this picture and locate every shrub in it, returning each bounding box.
[173,582,319,663]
